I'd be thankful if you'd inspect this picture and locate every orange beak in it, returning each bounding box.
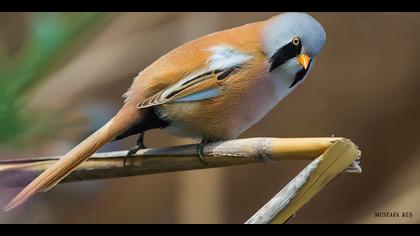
[297,54,311,70]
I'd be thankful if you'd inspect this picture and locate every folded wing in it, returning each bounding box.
[138,66,241,109]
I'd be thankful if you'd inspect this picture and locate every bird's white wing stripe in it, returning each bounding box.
[138,45,252,109]
[173,88,222,102]
[163,45,252,99]
[207,45,253,70]
[162,68,211,99]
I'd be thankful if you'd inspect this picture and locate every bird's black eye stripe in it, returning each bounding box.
[289,59,312,88]
[289,69,307,88]
[269,41,302,72]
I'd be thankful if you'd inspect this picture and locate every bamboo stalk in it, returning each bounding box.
[245,139,361,224]
[0,137,342,188]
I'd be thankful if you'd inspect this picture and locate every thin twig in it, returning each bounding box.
[0,137,341,187]
[245,139,362,224]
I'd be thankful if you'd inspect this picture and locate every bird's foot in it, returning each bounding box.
[196,141,209,166]
[124,134,146,167]
[124,144,146,167]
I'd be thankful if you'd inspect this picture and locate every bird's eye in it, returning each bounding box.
[292,37,300,46]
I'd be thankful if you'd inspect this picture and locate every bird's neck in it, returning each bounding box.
[269,65,302,103]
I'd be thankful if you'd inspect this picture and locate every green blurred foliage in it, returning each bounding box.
[0,13,113,147]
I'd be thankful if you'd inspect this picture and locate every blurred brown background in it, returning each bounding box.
[0,12,419,224]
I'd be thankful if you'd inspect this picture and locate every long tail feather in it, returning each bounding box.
[3,105,140,211]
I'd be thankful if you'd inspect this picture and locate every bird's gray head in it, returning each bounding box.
[262,12,326,87]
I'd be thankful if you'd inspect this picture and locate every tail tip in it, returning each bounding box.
[3,202,16,212]
[3,195,27,212]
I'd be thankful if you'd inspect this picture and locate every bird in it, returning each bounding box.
[4,12,326,211]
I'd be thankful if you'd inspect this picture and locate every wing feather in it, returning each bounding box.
[137,66,240,109]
